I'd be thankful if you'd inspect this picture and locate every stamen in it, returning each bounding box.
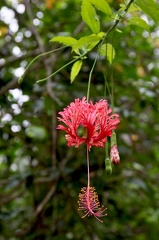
[78,186,107,223]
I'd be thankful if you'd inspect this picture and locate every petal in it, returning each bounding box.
[57,97,120,149]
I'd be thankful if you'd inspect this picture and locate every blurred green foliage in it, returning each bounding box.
[0,0,159,239]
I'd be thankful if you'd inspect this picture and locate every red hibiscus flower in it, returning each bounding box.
[57,97,120,150]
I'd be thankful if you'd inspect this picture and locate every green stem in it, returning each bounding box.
[36,53,86,83]
[103,42,108,99]
[86,55,98,101]
[105,140,112,175]
[103,44,112,100]
[104,71,111,99]
[105,141,109,159]
[110,30,114,112]
[111,131,117,147]
[86,0,135,101]
[86,146,90,188]
[103,0,135,40]
[18,46,66,83]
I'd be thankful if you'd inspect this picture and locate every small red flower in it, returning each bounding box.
[78,186,107,223]
[110,144,120,165]
[57,97,120,150]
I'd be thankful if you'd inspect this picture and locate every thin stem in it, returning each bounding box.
[36,53,86,83]
[86,36,107,101]
[103,0,135,39]
[86,53,99,101]
[105,141,109,159]
[86,0,135,101]
[103,42,111,100]
[86,146,90,188]
[103,42,108,99]
[18,46,66,83]
[110,30,115,112]
[104,70,112,99]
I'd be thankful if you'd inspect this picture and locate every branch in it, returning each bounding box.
[14,182,57,237]
[0,190,25,206]
[23,0,45,53]
[23,0,63,105]
[0,77,19,95]
[51,110,57,169]
[33,183,57,218]
[102,0,135,41]
[73,21,85,36]
[0,179,25,205]
[0,49,41,68]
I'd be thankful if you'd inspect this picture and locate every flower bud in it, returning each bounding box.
[105,158,112,175]
[110,144,120,165]
[110,131,120,165]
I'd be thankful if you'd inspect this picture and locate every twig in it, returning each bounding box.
[51,110,57,169]
[0,77,19,95]
[0,190,25,206]
[0,49,41,68]
[0,178,25,205]
[23,0,62,105]
[33,183,57,218]
[15,182,57,237]
[73,21,85,36]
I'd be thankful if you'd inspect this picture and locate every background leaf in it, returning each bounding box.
[81,0,100,34]
[100,43,115,64]
[25,126,48,140]
[127,17,150,31]
[89,0,112,16]
[135,0,159,23]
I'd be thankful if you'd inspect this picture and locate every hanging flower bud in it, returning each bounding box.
[110,144,120,165]
[105,157,112,175]
[110,132,120,165]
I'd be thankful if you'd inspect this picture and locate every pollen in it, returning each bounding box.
[78,186,107,223]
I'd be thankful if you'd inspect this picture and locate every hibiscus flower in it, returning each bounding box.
[57,97,120,150]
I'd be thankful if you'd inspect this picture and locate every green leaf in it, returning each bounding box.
[99,43,115,64]
[120,3,140,13]
[127,17,150,31]
[72,35,102,52]
[25,126,48,140]
[135,0,159,23]
[88,0,112,16]
[50,36,77,46]
[70,60,83,83]
[81,0,100,34]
